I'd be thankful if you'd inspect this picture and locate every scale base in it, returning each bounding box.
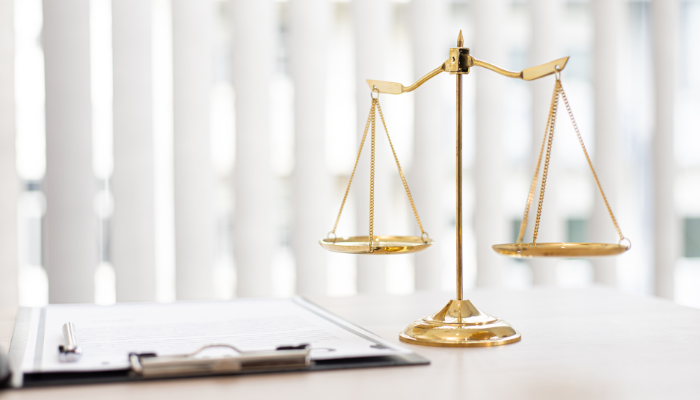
[399,299,521,347]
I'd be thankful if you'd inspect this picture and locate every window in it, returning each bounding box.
[567,218,587,244]
[684,218,700,258]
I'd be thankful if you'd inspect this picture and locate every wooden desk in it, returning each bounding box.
[2,287,700,399]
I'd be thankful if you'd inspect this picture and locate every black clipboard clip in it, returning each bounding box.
[128,344,311,378]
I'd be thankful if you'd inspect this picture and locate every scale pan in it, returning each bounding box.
[319,235,433,255]
[492,242,630,258]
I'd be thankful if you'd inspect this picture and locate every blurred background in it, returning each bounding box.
[0,0,698,308]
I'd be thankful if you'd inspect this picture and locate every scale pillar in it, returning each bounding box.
[399,31,521,347]
[455,31,464,300]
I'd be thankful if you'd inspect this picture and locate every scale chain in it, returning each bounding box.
[329,101,375,239]
[559,84,625,241]
[329,96,429,247]
[517,82,560,244]
[368,101,376,251]
[375,101,428,239]
[532,82,560,244]
[518,75,626,245]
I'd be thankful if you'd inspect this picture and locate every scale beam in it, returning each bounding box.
[367,54,570,95]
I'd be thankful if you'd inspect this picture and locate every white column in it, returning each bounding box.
[231,0,275,297]
[0,0,18,307]
[43,0,96,303]
[591,0,622,286]
[529,0,563,286]
[112,0,156,302]
[352,0,390,294]
[172,0,215,300]
[473,0,508,288]
[410,0,448,291]
[290,0,330,295]
[651,0,679,299]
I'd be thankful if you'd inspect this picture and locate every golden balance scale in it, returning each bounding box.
[319,31,631,347]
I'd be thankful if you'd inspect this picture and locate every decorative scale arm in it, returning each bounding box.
[367,62,447,94]
[366,54,570,95]
[471,56,570,81]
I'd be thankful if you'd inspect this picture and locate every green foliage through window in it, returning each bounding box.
[684,218,700,258]
[567,219,587,243]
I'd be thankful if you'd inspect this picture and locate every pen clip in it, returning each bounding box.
[58,322,82,363]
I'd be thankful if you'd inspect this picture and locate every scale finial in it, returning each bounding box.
[457,30,463,47]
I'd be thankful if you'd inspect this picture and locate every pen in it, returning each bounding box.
[58,322,82,363]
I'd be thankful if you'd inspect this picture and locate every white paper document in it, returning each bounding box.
[19,297,410,373]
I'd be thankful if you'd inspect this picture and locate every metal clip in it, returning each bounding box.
[129,344,311,378]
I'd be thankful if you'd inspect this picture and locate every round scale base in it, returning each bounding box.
[492,242,629,258]
[399,299,521,347]
[319,235,433,255]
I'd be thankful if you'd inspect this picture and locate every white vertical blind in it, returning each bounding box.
[410,0,448,291]
[528,0,563,286]
[652,0,679,299]
[1,0,693,304]
[290,0,330,295]
[42,0,97,303]
[231,0,275,297]
[0,0,18,307]
[592,0,622,286]
[473,0,507,288]
[152,0,176,303]
[352,0,390,294]
[112,0,156,302]
[172,0,215,300]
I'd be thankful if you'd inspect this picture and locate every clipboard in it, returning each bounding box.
[5,297,429,388]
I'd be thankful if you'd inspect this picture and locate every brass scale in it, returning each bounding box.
[319,31,631,347]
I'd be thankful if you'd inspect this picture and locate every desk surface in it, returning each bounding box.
[2,287,700,400]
